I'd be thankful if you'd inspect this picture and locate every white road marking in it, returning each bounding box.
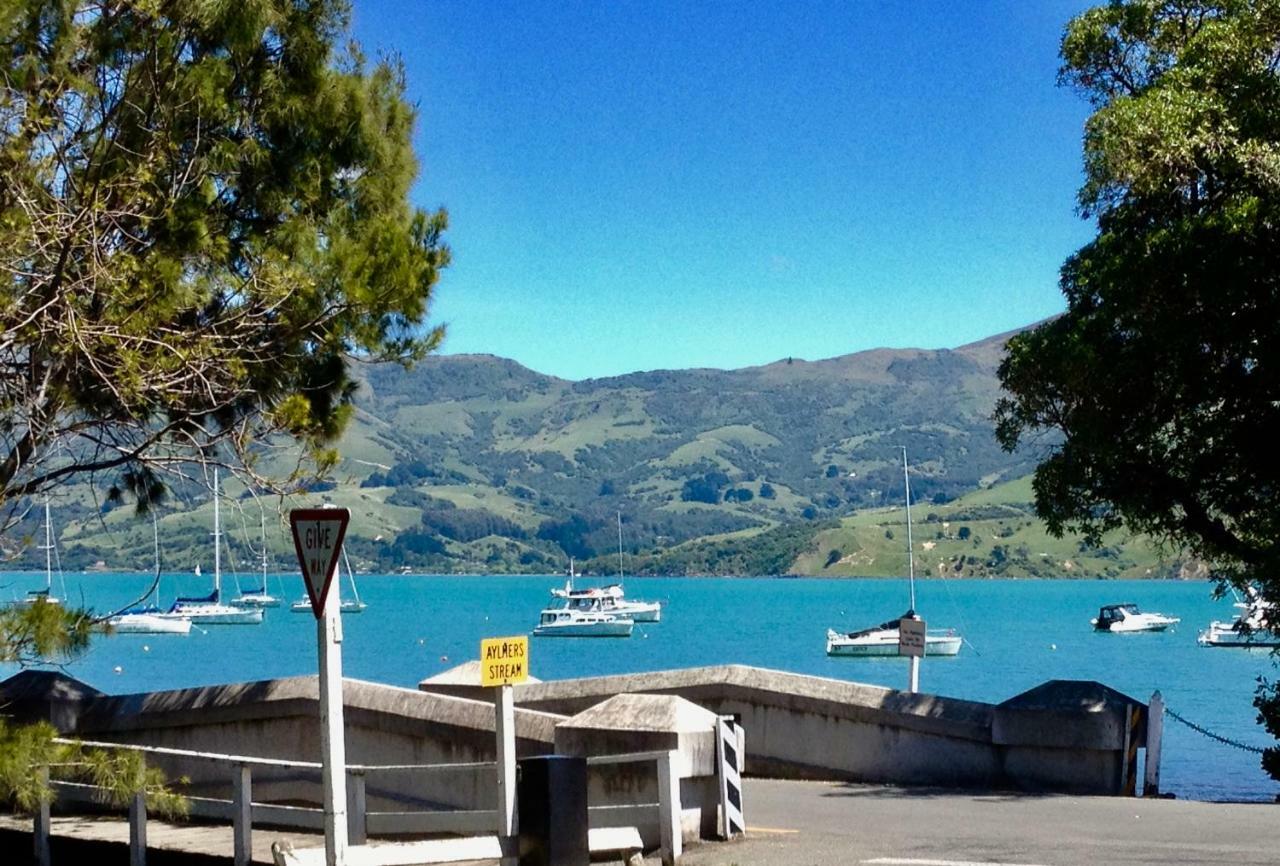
[863,859,1051,866]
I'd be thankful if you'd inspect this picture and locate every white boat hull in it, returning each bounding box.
[109,613,192,635]
[1198,622,1280,648]
[171,603,263,625]
[826,628,962,657]
[534,619,633,638]
[290,600,367,614]
[235,594,282,608]
[618,601,661,622]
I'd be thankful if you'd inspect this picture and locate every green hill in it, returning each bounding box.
[4,327,1193,577]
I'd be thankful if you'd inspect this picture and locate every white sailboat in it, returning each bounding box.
[826,448,962,658]
[290,547,366,613]
[1198,586,1279,647]
[108,516,192,635]
[235,514,283,608]
[168,470,263,625]
[20,500,63,606]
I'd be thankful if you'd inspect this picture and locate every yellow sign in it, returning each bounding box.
[480,635,529,687]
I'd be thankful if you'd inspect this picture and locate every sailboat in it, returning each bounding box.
[168,470,263,625]
[290,546,366,613]
[235,514,283,608]
[826,448,962,657]
[108,517,192,635]
[20,500,64,605]
[548,515,661,622]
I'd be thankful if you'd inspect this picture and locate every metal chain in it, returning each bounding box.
[1165,706,1267,755]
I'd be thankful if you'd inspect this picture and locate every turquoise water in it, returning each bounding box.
[3,572,1278,802]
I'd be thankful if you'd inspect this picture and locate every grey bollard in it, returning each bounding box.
[517,755,589,866]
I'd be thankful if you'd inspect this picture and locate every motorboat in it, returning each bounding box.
[1091,603,1180,633]
[826,620,962,656]
[168,470,263,625]
[826,448,962,659]
[1198,587,1279,647]
[550,519,663,623]
[533,592,634,637]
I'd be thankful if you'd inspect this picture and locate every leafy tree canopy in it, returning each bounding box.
[0,0,447,808]
[0,0,449,537]
[995,0,1280,773]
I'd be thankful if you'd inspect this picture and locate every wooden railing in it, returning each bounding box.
[33,740,686,866]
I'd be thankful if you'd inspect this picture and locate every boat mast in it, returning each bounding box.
[617,512,624,586]
[43,499,53,592]
[213,469,221,602]
[902,447,915,615]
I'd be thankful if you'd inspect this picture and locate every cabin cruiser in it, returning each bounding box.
[1198,587,1279,647]
[826,616,962,657]
[533,593,634,637]
[1091,603,1180,633]
[551,581,661,623]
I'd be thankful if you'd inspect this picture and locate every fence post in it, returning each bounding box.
[657,750,683,866]
[34,765,51,866]
[495,683,518,866]
[347,770,367,845]
[714,717,745,839]
[232,763,252,866]
[1145,691,1164,797]
[129,783,147,866]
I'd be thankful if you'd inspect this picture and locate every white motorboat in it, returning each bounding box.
[168,471,263,626]
[826,448,962,659]
[1198,587,1279,647]
[1091,603,1179,632]
[533,595,634,638]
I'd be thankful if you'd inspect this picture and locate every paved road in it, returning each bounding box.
[674,779,1280,866]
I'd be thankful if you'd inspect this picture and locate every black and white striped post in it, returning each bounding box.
[715,716,745,839]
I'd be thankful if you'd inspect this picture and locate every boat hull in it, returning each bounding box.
[1198,623,1280,648]
[533,621,633,637]
[826,631,962,657]
[109,613,192,635]
[235,594,282,608]
[171,604,264,625]
[619,602,661,622]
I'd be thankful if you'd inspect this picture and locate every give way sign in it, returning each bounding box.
[290,507,351,618]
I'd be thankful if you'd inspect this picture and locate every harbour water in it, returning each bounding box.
[2,572,1277,803]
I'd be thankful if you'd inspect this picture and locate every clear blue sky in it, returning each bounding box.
[351,1,1097,381]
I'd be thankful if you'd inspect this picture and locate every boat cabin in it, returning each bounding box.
[1094,603,1140,628]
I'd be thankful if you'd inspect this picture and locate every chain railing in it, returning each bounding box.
[1164,706,1267,755]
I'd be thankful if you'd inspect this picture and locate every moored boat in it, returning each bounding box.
[1198,587,1278,647]
[1091,603,1180,633]
[168,471,263,626]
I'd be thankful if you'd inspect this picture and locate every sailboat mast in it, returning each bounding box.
[213,469,221,601]
[44,500,53,591]
[617,512,624,585]
[902,447,916,614]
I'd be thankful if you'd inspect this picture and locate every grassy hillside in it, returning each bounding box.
[2,329,1191,577]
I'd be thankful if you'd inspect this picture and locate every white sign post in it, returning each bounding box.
[291,508,352,866]
[899,614,925,694]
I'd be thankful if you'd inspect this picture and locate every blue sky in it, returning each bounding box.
[351,1,1097,380]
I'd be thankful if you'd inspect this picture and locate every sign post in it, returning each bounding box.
[898,614,925,693]
[481,636,529,866]
[291,508,352,866]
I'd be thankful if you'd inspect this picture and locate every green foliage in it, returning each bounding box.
[0,600,95,666]
[0,0,449,522]
[996,0,1280,775]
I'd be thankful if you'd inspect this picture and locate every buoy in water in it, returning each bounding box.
[113,665,123,674]
[143,645,150,652]
[1050,643,1057,651]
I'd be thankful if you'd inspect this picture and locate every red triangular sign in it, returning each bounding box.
[290,508,351,618]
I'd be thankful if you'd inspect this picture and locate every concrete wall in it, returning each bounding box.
[72,677,563,810]
[423,665,1144,794]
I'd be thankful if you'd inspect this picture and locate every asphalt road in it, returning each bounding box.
[672,779,1280,866]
